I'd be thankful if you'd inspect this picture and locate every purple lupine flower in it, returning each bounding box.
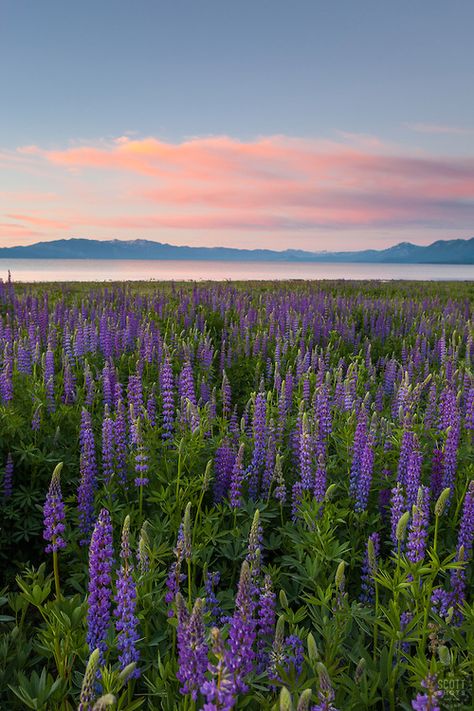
[87,508,113,662]
[230,443,245,509]
[226,560,257,693]
[160,355,175,441]
[222,370,232,419]
[204,570,222,625]
[397,427,415,488]
[213,444,236,504]
[312,662,339,711]
[349,407,367,498]
[261,420,276,498]
[201,627,236,710]
[44,348,55,412]
[390,484,406,550]
[43,463,66,553]
[407,486,430,564]
[3,452,13,498]
[114,516,140,679]
[360,532,380,603]
[430,448,444,501]
[355,424,375,512]
[256,575,276,672]
[78,409,98,544]
[247,391,267,499]
[146,384,157,426]
[176,595,209,700]
[406,444,423,508]
[273,453,287,504]
[282,635,304,678]
[101,410,115,486]
[114,396,128,487]
[411,674,443,711]
[299,412,313,490]
[449,480,474,612]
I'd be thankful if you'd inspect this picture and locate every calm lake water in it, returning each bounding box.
[0,259,473,282]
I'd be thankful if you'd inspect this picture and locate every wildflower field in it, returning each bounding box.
[0,278,473,711]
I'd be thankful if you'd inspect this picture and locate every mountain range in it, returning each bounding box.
[0,237,473,264]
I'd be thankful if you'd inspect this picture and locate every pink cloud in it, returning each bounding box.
[1,133,473,247]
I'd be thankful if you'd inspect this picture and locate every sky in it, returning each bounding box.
[1,0,473,251]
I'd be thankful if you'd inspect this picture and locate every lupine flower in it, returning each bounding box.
[226,560,257,693]
[256,574,276,672]
[201,627,236,710]
[390,484,406,549]
[360,532,380,603]
[114,516,140,678]
[87,508,113,662]
[160,355,175,441]
[204,570,222,625]
[78,648,101,711]
[407,486,430,564]
[411,674,443,711]
[78,409,98,544]
[230,443,245,509]
[312,662,339,711]
[43,462,66,553]
[213,444,236,504]
[176,595,209,700]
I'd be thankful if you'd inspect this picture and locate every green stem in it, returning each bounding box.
[176,439,183,502]
[139,484,144,520]
[187,558,192,607]
[53,550,61,600]
[373,579,379,660]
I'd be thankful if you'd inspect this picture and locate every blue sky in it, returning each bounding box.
[1,0,473,249]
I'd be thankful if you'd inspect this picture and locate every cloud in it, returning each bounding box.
[1,133,473,247]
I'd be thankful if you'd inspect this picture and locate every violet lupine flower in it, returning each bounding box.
[406,445,423,508]
[87,508,113,662]
[213,444,236,504]
[390,484,406,550]
[201,627,236,711]
[282,635,304,678]
[411,674,443,711]
[349,407,367,498]
[204,570,222,625]
[78,409,98,544]
[312,663,339,711]
[449,480,474,611]
[430,448,444,501]
[44,348,55,412]
[160,355,175,441]
[101,410,115,486]
[43,463,66,553]
[222,370,232,419]
[261,420,276,498]
[397,427,415,488]
[407,486,430,564]
[3,452,13,498]
[113,398,128,487]
[355,426,375,513]
[299,412,313,490]
[256,574,276,672]
[360,532,380,603]
[114,516,140,679]
[226,560,257,693]
[176,595,209,700]
[247,391,267,500]
[146,385,157,426]
[273,453,287,504]
[229,443,245,509]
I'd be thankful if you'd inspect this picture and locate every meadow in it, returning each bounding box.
[0,277,473,711]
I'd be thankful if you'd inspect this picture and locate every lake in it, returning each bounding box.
[0,259,473,282]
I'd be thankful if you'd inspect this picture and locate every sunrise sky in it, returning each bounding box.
[1,0,473,251]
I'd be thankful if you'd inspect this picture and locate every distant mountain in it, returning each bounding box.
[0,237,473,264]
